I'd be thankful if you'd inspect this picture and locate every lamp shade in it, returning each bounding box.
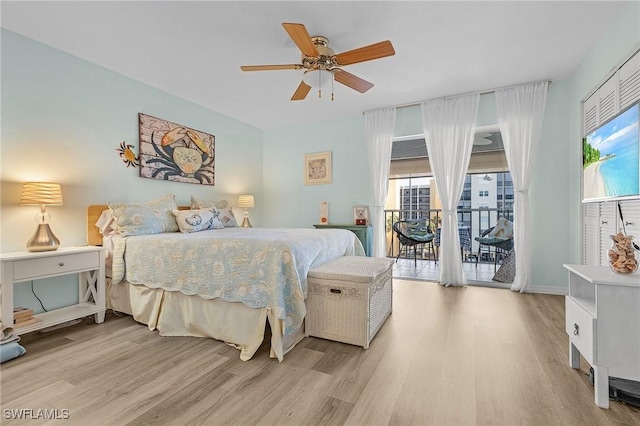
[302,69,333,89]
[238,194,255,208]
[20,182,63,205]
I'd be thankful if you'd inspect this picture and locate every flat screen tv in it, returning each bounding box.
[583,102,640,202]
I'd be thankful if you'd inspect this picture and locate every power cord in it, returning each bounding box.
[618,202,640,251]
[30,281,48,312]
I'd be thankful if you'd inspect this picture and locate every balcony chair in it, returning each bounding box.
[393,219,436,267]
[475,217,514,271]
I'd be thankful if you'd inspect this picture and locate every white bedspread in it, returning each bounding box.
[111,227,364,335]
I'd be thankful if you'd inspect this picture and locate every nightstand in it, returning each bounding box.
[0,246,106,335]
[313,224,373,256]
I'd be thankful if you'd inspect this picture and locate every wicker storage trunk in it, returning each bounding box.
[306,256,393,349]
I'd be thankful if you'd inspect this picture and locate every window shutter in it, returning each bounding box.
[619,51,640,110]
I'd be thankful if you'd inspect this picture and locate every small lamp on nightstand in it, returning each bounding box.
[237,194,254,228]
[20,182,63,252]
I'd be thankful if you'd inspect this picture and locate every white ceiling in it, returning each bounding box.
[0,1,628,130]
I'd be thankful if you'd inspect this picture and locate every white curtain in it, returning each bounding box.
[364,107,396,258]
[421,94,479,286]
[495,81,549,293]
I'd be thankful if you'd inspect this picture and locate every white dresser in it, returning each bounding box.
[564,264,640,408]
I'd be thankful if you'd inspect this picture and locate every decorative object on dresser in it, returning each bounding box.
[353,206,369,225]
[20,182,64,252]
[306,256,393,349]
[138,113,215,185]
[564,264,640,409]
[0,246,106,336]
[319,201,329,224]
[237,194,255,228]
[608,232,638,274]
[313,223,372,256]
[304,151,332,185]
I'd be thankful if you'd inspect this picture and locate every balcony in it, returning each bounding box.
[385,207,514,282]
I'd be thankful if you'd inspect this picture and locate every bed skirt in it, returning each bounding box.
[106,279,304,361]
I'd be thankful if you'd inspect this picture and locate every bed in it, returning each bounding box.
[87,202,365,361]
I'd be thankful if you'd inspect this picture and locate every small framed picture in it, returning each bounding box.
[304,151,332,185]
[353,206,368,225]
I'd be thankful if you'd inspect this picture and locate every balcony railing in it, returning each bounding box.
[385,208,514,263]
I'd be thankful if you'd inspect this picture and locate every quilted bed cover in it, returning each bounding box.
[110,227,365,335]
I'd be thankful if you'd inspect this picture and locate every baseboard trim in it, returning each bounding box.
[529,285,568,295]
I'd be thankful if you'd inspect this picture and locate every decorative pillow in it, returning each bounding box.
[108,194,179,237]
[0,342,26,363]
[95,209,117,236]
[190,196,229,209]
[488,217,513,240]
[214,206,238,227]
[173,208,225,233]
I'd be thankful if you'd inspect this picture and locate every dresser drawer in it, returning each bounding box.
[566,297,596,364]
[13,252,100,281]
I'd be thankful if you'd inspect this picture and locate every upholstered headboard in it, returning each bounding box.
[86,205,190,246]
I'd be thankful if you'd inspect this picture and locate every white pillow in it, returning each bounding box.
[488,218,513,239]
[95,209,117,236]
[190,196,229,209]
[173,208,225,233]
[213,206,239,227]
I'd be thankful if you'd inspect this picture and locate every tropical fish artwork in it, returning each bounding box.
[138,113,215,185]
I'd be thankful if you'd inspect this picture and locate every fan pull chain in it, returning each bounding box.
[318,70,322,98]
[331,73,334,101]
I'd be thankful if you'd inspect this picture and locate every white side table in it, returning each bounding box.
[1,246,106,335]
[564,264,640,408]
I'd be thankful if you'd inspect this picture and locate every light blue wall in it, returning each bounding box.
[263,114,370,227]
[393,92,498,138]
[567,1,640,264]
[264,83,572,290]
[2,0,638,309]
[1,30,264,310]
[1,29,264,252]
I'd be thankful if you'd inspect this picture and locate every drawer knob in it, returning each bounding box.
[625,221,633,226]
[573,323,579,336]
[601,220,608,225]
[58,262,65,267]
[329,288,342,295]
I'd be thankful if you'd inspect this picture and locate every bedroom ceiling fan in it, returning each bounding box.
[240,22,395,101]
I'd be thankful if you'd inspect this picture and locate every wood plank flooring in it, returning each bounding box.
[1,280,639,425]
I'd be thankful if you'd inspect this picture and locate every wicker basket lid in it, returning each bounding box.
[308,256,393,282]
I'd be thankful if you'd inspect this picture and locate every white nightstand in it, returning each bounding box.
[0,246,106,335]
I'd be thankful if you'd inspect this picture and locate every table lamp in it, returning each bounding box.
[237,194,254,228]
[20,182,63,252]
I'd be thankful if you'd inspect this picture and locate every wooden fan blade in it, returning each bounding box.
[282,23,319,57]
[335,40,395,66]
[291,81,312,101]
[334,69,374,93]
[240,64,303,71]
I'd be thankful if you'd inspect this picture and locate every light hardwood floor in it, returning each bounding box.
[1,280,639,426]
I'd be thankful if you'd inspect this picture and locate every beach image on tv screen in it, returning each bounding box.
[583,103,639,201]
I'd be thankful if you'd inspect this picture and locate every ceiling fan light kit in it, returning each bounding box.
[241,22,395,101]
